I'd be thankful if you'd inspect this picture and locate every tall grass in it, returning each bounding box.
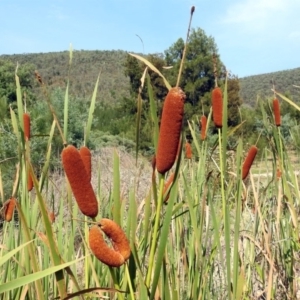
[1,17,300,300]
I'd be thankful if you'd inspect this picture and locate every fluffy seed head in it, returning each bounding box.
[242,146,258,180]
[200,115,207,140]
[79,146,92,182]
[212,87,223,128]
[185,142,192,159]
[273,98,281,126]
[61,145,98,218]
[4,198,16,222]
[23,113,31,140]
[156,87,186,174]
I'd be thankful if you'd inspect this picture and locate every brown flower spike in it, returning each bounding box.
[156,87,186,174]
[79,146,92,182]
[185,142,192,159]
[212,87,223,128]
[4,198,16,222]
[61,145,98,218]
[200,115,207,140]
[89,218,131,267]
[163,172,175,203]
[242,145,258,180]
[23,113,31,140]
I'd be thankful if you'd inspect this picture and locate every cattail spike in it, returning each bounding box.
[163,172,175,203]
[185,142,192,159]
[79,146,92,182]
[200,115,207,140]
[242,145,258,180]
[61,145,98,218]
[89,218,131,267]
[212,87,223,128]
[23,113,31,140]
[4,197,16,222]
[156,87,186,174]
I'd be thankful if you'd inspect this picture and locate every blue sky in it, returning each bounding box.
[0,0,299,78]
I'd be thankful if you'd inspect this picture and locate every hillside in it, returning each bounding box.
[239,67,300,106]
[1,50,300,106]
[0,50,131,104]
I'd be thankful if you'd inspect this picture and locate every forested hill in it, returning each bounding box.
[239,67,300,106]
[0,50,131,104]
[1,50,299,106]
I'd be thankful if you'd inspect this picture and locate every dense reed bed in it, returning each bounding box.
[1,15,300,300]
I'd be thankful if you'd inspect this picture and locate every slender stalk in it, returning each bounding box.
[146,176,165,287]
[218,128,231,300]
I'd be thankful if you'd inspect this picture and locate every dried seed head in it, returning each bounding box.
[185,142,192,159]
[23,113,31,140]
[200,115,207,140]
[242,146,258,180]
[89,225,125,267]
[163,172,175,203]
[4,198,16,222]
[61,145,98,218]
[156,87,186,174]
[99,218,131,261]
[79,146,92,182]
[212,87,223,128]
[273,98,281,126]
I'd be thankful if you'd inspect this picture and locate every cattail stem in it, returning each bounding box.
[273,98,281,126]
[146,176,165,287]
[176,6,195,87]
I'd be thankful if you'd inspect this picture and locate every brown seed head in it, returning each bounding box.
[61,145,98,218]
[79,146,92,182]
[273,98,281,126]
[185,142,192,159]
[4,198,16,222]
[99,218,131,261]
[200,115,207,140]
[163,172,175,203]
[212,87,223,128]
[23,113,31,140]
[27,169,33,192]
[156,87,186,174]
[242,146,258,180]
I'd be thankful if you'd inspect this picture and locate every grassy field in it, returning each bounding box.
[1,46,300,300]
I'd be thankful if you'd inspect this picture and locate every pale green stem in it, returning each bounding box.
[145,176,165,287]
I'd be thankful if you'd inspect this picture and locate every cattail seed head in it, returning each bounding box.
[89,219,131,267]
[89,225,125,267]
[156,87,186,174]
[23,113,31,140]
[163,172,175,203]
[185,142,192,159]
[48,211,55,223]
[4,198,16,222]
[242,145,258,180]
[61,145,98,218]
[99,218,131,261]
[212,87,223,128]
[273,98,281,126]
[28,169,33,192]
[79,146,92,182]
[200,115,207,140]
